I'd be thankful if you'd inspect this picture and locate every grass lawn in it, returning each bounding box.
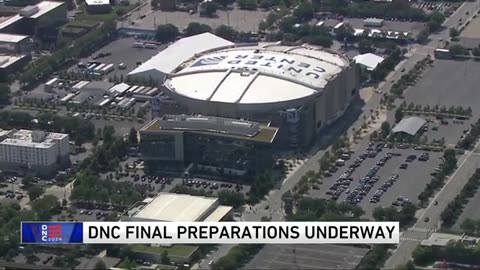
[131,244,198,257]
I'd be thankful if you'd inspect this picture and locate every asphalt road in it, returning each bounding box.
[384,140,480,268]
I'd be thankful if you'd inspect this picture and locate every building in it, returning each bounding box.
[124,192,233,222]
[353,53,385,71]
[363,18,384,27]
[131,33,360,148]
[0,54,31,81]
[0,129,70,176]
[0,1,67,42]
[421,233,479,248]
[392,116,426,136]
[0,33,33,53]
[139,115,278,176]
[85,0,112,14]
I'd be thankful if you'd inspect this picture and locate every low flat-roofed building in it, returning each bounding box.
[85,0,112,14]
[139,115,278,176]
[421,233,480,247]
[0,54,31,81]
[0,33,33,53]
[354,53,385,71]
[124,193,233,222]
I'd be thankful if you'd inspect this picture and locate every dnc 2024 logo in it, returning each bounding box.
[41,224,63,242]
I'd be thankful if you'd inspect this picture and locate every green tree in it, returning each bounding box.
[460,218,477,235]
[161,250,170,265]
[185,22,212,36]
[395,108,404,123]
[0,84,11,105]
[381,121,391,138]
[128,127,138,145]
[428,12,445,32]
[236,0,257,10]
[449,44,468,56]
[28,186,45,201]
[218,190,245,208]
[155,24,179,43]
[201,1,218,16]
[449,27,460,39]
[215,25,238,41]
[293,2,314,20]
[93,259,107,270]
[308,35,333,48]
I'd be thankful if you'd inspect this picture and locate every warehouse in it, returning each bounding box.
[124,193,233,222]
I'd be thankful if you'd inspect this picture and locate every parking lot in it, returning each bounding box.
[71,37,162,80]
[244,244,369,269]
[404,59,480,117]
[308,140,443,218]
[132,8,268,32]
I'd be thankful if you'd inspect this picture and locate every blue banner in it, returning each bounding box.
[21,222,83,244]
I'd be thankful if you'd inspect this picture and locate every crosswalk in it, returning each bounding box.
[400,237,422,242]
[407,227,435,233]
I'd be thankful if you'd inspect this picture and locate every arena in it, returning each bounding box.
[130,33,360,147]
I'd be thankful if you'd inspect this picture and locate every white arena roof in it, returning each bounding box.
[128,33,234,78]
[165,44,350,105]
[354,53,384,71]
[128,193,232,222]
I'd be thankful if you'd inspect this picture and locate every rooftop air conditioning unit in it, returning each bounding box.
[19,5,39,17]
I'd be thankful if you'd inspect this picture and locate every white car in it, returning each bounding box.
[208,260,214,265]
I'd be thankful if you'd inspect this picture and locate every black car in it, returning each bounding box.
[400,164,408,169]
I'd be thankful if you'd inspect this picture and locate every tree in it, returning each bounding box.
[93,259,107,270]
[308,35,333,48]
[473,47,480,57]
[381,121,391,137]
[395,108,404,123]
[358,39,374,53]
[155,24,179,43]
[200,1,218,16]
[236,0,257,10]
[449,44,468,56]
[22,175,35,187]
[0,84,11,105]
[215,25,238,41]
[449,27,460,39]
[218,190,245,208]
[128,127,138,145]
[460,218,477,235]
[185,22,212,37]
[293,2,314,21]
[428,11,445,32]
[28,186,45,201]
[161,250,170,265]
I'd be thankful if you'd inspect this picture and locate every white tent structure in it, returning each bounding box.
[128,33,234,82]
[353,53,385,71]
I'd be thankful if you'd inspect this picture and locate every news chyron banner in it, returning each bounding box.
[22,222,399,244]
